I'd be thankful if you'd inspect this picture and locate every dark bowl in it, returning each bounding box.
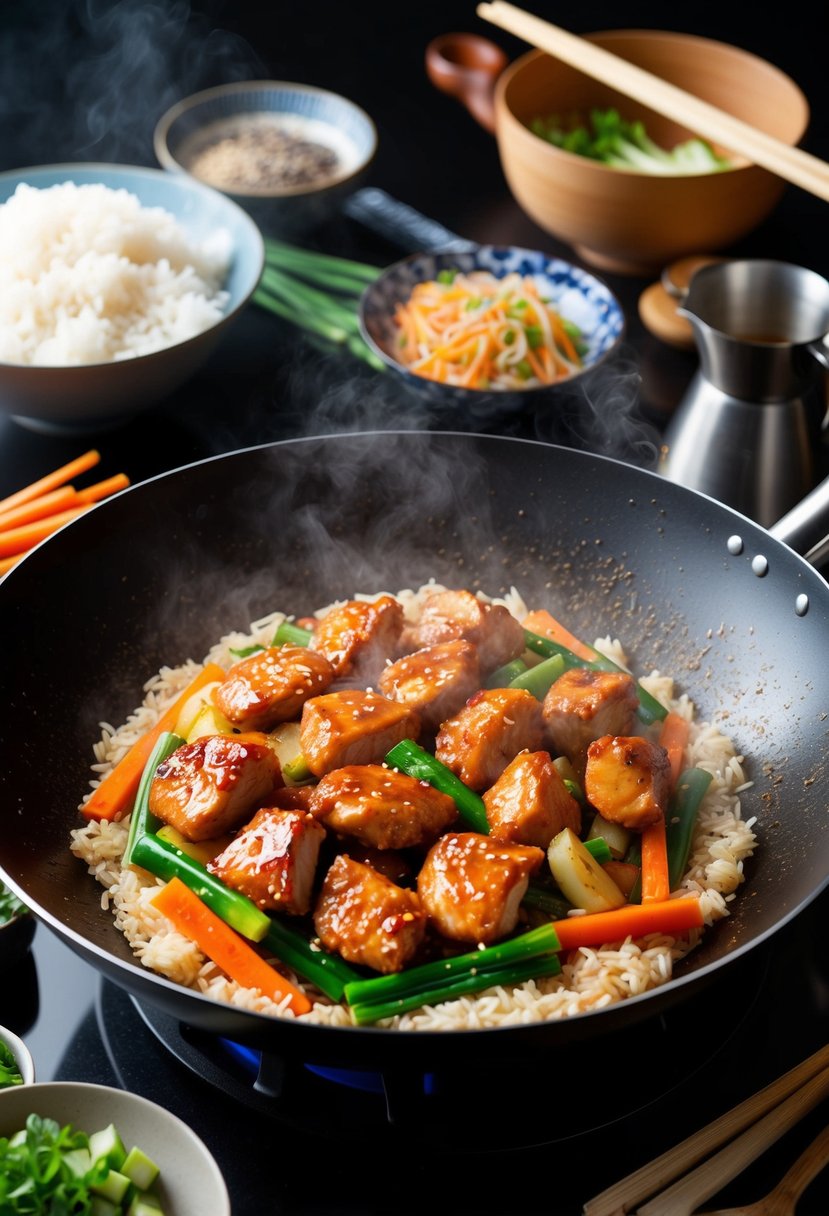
[0,906,36,973]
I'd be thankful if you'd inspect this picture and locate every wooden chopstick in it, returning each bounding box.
[582,1043,829,1216]
[476,2,829,204]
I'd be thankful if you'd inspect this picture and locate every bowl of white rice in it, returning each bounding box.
[0,163,265,434]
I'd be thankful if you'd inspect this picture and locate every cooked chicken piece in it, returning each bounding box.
[208,805,326,915]
[483,749,581,848]
[300,689,421,777]
[378,639,481,733]
[435,687,545,790]
[212,646,334,733]
[584,735,672,831]
[310,764,457,850]
[401,589,525,673]
[311,595,404,681]
[148,734,282,842]
[314,854,426,974]
[542,667,639,778]
[417,831,544,945]
[333,841,413,886]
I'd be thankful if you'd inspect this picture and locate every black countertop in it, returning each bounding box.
[1,3,828,1212]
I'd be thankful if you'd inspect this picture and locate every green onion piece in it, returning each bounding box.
[349,955,563,1025]
[586,812,630,859]
[437,268,457,284]
[263,918,359,1003]
[272,621,313,647]
[262,239,380,284]
[525,324,544,349]
[344,921,561,1008]
[384,739,489,833]
[283,755,313,784]
[667,767,714,891]
[522,881,572,920]
[229,644,265,659]
[130,833,270,942]
[122,731,184,869]
[508,653,565,699]
[583,836,613,865]
[523,629,668,725]
[563,778,585,805]
[484,658,527,688]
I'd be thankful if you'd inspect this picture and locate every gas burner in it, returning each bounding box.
[98,946,770,1151]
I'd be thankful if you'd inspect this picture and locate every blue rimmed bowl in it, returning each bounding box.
[359,245,625,411]
[154,80,377,236]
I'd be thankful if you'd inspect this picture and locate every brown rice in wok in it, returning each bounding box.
[70,584,757,1030]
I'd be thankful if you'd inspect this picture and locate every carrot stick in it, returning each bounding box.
[75,472,130,504]
[151,877,312,1015]
[0,450,100,515]
[81,662,227,822]
[0,505,92,558]
[522,608,596,662]
[0,551,27,576]
[0,486,80,531]
[552,895,704,951]
[640,816,670,903]
[659,710,691,787]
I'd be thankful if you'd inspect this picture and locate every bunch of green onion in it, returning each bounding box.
[253,239,385,369]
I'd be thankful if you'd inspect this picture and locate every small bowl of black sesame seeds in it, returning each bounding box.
[154,80,377,237]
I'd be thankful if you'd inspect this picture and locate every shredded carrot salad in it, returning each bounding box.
[393,269,585,390]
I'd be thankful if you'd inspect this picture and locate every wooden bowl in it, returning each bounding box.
[428,30,809,276]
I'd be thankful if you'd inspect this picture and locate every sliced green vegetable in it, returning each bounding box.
[272,620,313,647]
[384,738,489,833]
[522,881,572,920]
[0,1040,23,1088]
[0,880,27,925]
[523,628,667,724]
[130,833,270,942]
[484,658,527,688]
[122,731,184,869]
[583,836,613,865]
[344,920,562,1022]
[667,767,714,891]
[263,917,360,1003]
[508,652,565,699]
[586,813,631,861]
[282,755,313,784]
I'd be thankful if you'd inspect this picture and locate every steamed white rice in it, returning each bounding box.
[70,584,758,1030]
[0,181,231,366]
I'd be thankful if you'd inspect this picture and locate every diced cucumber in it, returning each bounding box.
[128,1192,165,1216]
[8,1128,26,1147]
[89,1123,127,1171]
[122,1145,161,1191]
[186,700,236,742]
[90,1197,120,1216]
[174,680,223,739]
[91,1167,132,1205]
[63,1146,93,1178]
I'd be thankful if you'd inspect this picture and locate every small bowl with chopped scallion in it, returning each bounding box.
[0,879,35,973]
[358,245,624,409]
[0,1027,34,1089]
[0,1082,230,1215]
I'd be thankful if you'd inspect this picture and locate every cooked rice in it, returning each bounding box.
[70,584,758,1030]
[0,181,231,366]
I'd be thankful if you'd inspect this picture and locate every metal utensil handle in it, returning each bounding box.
[343,187,477,254]
[769,473,829,566]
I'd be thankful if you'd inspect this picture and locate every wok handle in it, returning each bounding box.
[342,187,476,255]
[425,32,508,134]
[769,473,829,567]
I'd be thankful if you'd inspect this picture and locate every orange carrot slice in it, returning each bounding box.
[75,472,131,504]
[659,710,691,787]
[0,505,92,558]
[640,816,670,903]
[151,877,311,1015]
[522,608,596,662]
[0,450,100,514]
[0,486,80,531]
[552,895,704,950]
[81,662,226,821]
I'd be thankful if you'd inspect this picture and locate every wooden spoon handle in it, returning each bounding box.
[765,1123,829,1213]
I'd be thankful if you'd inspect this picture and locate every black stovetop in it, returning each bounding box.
[4,885,828,1215]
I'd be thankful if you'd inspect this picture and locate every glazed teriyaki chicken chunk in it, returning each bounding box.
[139,587,683,985]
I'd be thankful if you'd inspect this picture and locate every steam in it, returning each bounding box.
[0,0,265,169]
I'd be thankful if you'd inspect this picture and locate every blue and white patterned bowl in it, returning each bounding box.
[359,245,625,408]
[155,81,377,236]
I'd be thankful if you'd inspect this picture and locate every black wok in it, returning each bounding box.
[1,431,827,1071]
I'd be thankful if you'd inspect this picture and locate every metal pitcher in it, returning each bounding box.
[659,259,829,526]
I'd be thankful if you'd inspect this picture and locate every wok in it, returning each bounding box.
[1,431,827,1071]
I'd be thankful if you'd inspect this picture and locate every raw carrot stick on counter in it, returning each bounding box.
[75,472,131,504]
[0,505,92,559]
[81,663,226,822]
[0,485,80,531]
[151,877,312,1015]
[0,449,100,514]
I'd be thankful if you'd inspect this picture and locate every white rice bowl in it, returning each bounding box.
[0,181,231,367]
[71,584,757,1030]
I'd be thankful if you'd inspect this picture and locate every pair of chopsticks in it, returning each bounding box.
[582,1042,829,1215]
[476,1,829,204]
[0,450,129,577]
